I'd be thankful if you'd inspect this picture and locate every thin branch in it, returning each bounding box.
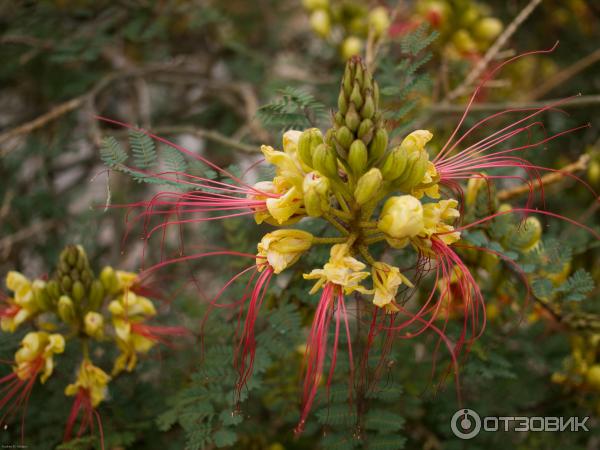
[428,94,600,113]
[497,154,590,201]
[148,126,259,154]
[527,47,600,100]
[445,0,543,102]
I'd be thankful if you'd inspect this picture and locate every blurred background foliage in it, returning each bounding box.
[0,0,599,449]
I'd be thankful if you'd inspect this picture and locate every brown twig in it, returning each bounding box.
[497,154,591,201]
[445,0,543,102]
[0,219,59,259]
[527,47,600,100]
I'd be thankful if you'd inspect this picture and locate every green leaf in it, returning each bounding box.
[129,129,157,168]
[365,409,405,433]
[556,269,594,301]
[100,136,127,167]
[213,428,237,447]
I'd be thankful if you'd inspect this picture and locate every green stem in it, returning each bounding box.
[358,245,377,265]
[312,236,349,245]
[330,208,353,221]
[359,220,378,228]
[323,213,350,235]
[363,235,386,245]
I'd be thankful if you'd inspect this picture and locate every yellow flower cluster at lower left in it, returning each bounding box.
[14,331,65,383]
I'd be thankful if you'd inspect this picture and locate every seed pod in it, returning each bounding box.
[354,168,382,205]
[348,140,368,176]
[369,128,388,163]
[58,295,76,324]
[298,128,323,168]
[88,279,105,312]
[71,281,85,303]
[312,144,339,179]
[380,146,408,181]
[335,126,354,150]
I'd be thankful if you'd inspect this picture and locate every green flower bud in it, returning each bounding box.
[324,128,335,147]
[303,172,330,217]
[310,9,331,38]
[343,64,353,97]
[354,168,382,205]
[357,118,374,142]
[338,90,348,115]
[47,280,60,301]
[84,311,104,339]
[368,6,390,38]
[348,140,368,176]
[510,217,542,252]
[298,128,323,168]
[396,151,429,191]
[58,295,76,324]
[312,144,339,179]
[71,281,85,303]
[100,266,119,294]
[345,104,361,131]
[335,126,354,150]
[88,279,105,312]
[373,81,380,110]
[360,94,375,120]
[334,111,344,127]
[341,36,363,60]
[350,83,363,109]
[473,17,503,42]
[452,29,477,54]
[380,146,408,181]
[32,280,52,311]
[61,275,72,294]
[369,128,388,163]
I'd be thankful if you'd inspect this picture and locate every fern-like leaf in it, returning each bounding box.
[129,129,157,168]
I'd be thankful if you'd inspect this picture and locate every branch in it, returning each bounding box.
[497,154,590,201]
[429,94,600,113]
[445,0,543,101]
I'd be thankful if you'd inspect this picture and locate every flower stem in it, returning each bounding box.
[363,235,386,245]
[312,236,349,245]
[358,245,377,265]
[323,213,350,235]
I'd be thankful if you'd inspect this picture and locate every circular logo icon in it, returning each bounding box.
[451,408,481,439]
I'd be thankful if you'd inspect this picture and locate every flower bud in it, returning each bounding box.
[452,29,477,54]
[303,172,330,217]
[511,217,542,252]
[71,280,85,303]
[310,9,331,38]
[335,126,354,150]
[100,266,119,294]
[337,90,348,115]
[341,36,363,60]
[350,83,363,109]
[380,146,408,181]
[302,0,328,11]
[344,103,361,131]
[378,195,424,248]
[400,130,433,154]
[354,168,382,205]
[395,151,429,191]
[32,280,52,311]
[368,128,388,163]
[60,275,72,294]
[348,140,368,176]
[298,128,323,168]
[473,17,503,42]
[84,311,104,339]
[257,230,313,274]
[88,279,105,312]
[357,118,374,142]
[46,280,60,301]
[312,143,339,179]
[58,295,77,324]
[368,6,390,38]
[360,94,375,120]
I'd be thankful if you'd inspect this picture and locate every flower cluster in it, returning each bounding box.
[0,245,187,447]
[303,0,390,60]
[105,52,597,433]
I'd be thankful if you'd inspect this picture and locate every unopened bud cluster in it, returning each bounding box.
[303,0,391,60]
[251,57,461,312]
[0,245,174,421]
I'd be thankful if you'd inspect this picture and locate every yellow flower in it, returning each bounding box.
[14,331,65,383]
[115,271,138,291]
[465,175,486,207]
[257,229,313,274]
[303,171,330,217]
[2,271,39,333]
[412,162,441,199]
[250,178,304,225]
[400,130,433,154]
[304,244,371,295]
[421,199,461,246]
[265,184,304,225]
[378,195,424,248]
[84,311,104,340]
[372,262,414,312]
[261,130,307,188]
[108,291,156,319]
[65,360,111,407]
[111,318,155,375]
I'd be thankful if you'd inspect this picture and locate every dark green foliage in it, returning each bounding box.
[257,87,328,131]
